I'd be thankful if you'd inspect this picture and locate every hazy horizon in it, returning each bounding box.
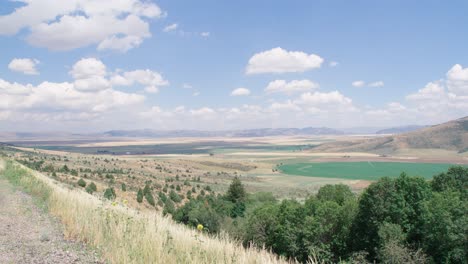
[1,1,467,132]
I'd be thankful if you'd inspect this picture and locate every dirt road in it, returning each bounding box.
[0,177,100,263]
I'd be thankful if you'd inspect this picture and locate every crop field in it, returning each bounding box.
[279,161,464,180]
[25,142,316,155]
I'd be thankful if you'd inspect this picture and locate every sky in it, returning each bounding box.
[0,0,467,132]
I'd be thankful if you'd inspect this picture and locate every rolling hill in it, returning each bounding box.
[375,125,427,134]
[313,116,468,154]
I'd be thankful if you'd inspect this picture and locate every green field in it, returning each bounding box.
[279,161,464,180]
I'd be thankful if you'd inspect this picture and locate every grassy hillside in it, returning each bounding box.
[0,159,293,264]
[314,116,468,154]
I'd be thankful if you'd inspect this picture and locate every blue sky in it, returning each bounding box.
[0,0,467,132]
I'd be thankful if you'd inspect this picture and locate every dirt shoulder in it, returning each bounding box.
[0,177,101,264]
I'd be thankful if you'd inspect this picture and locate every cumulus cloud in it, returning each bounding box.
[246,47,324,74]
[8,58,40,75]
[446,64,468,95]
[111,69,169,93]
[0,0,163,52]
[231,87,251,96]
[265,79,319,94]
[70,58,110,92]
[163,23,178,32]
[0,78,144,113]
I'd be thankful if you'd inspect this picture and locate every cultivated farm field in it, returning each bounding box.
[278,161,462,180]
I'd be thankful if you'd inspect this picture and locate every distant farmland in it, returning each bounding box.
[279,161,464,180]
[30,142,314,155]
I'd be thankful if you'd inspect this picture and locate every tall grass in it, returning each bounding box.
[0,159,294,264]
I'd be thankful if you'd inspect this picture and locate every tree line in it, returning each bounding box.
[169,166,467,263]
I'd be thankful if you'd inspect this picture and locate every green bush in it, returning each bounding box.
[121,183,127,192]
[86,182,97,194]
[170,190,182,203]
[145,190,156,206]
[103,187,116,200]
[163,199,175,215]
[137,188,143,203]
[77,178,86,187]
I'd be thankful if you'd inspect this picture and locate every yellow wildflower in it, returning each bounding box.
[197,224,204,231]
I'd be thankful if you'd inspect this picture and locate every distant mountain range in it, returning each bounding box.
[0,123,446,141]
[103,127,345,138]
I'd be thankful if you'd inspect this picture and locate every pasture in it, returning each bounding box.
[279,161,463,180]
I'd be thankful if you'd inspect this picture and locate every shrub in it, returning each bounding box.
[77,178,86,187]
[137,188,143,203]
[121,183,127,192]
[163,199,175,215]
[86,182,97,194]
[104,187,116,200]
[170,190,182,203]
[145,190,156,206]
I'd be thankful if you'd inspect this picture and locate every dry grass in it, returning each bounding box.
[0,159,296,264]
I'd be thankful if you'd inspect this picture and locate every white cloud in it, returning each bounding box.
[446,64,468,95]
[190,107,215,117]
[269,100,300,111]
[70,58,110,92]
[0,79,144,113]
[70,58,107,79]
[406,82,445,101]
[352,80,384,88]
[329,61,339,67]
[231,87,251,96]
[163,23,178,32]
[265,79,319,94]
[246,47,324,74]
[295,91,354,109]
[111,69,169,93]
[368,81,384,87]
[351,80,365,87]
[8,58,40,75]
[201,32,210,37]
[0,0,163,52]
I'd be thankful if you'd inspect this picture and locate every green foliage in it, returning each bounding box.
[77,178,86,188]
[143,184,151,195]
[166,166,466,263]
[158,191,168,203]
[85,182,97,194]
[420,191,467,263]
[103,187,116,200]
[169,190,182,203]
[174,199,222,234]
[431,166,467,197]
[163,199,175,215]
[137,188,143,203]
[226,177,246,203]
[121,183,126,192]
[226,177,246,217]
[145,190,156,206]
[316,184,354,205]
[351,173,431,259]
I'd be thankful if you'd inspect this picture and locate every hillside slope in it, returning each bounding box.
[314,116,468,154]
